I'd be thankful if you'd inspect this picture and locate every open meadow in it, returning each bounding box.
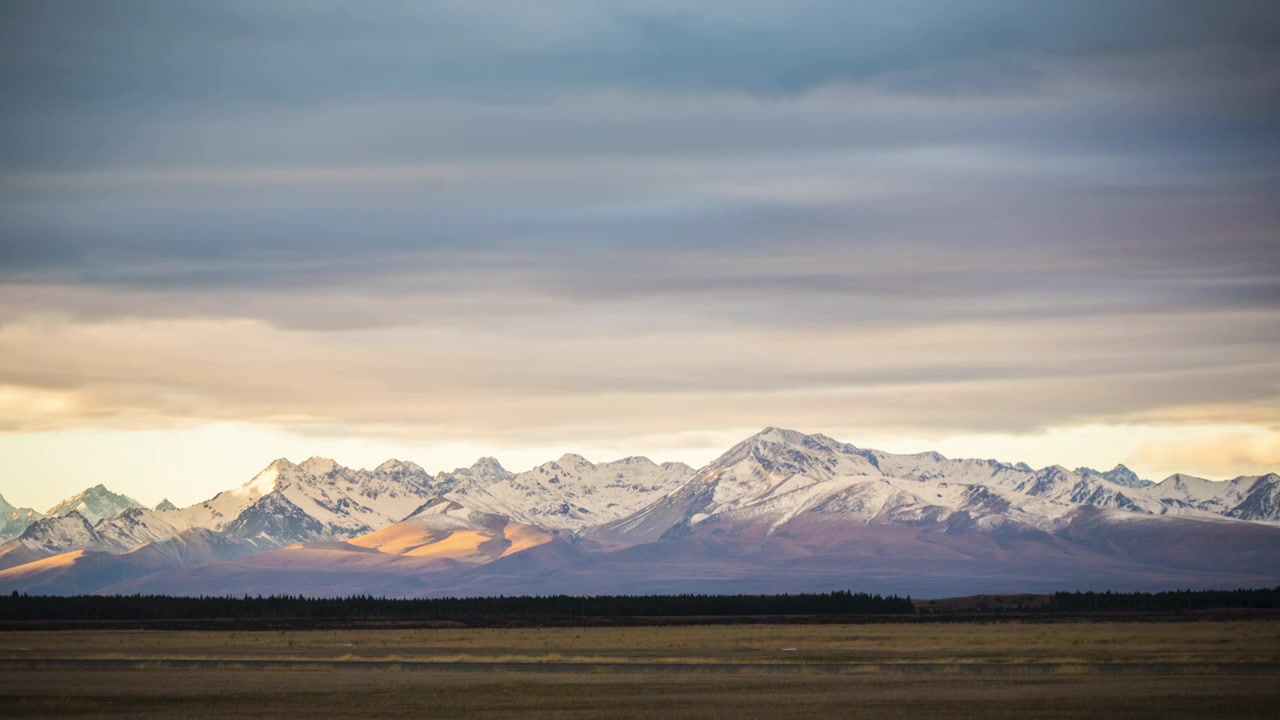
[2,619,1278,718]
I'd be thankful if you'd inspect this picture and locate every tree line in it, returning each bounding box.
[1048,587,1280,612]
[0,589,914,621]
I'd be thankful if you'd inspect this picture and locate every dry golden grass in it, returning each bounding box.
[2,623,1278,718]
[2,667,1277,719]
[3,620,1277,665]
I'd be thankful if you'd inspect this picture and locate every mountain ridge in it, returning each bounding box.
[2,427,1278,597]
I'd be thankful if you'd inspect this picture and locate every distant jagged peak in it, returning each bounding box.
[1076,463,1140,477]
[697,427,880,502]
[736,427,872,460]
[1220,471,1280,485]
[469,456,507,474]
[604,455,659,468]
[1159,472,1214,487]
[434,457,510,485]
[0,493,13,513]
[1037,464,1072,477]
[554,452,595,469]
[878,447,945,463]
[153,499,178,512]
[19,510,96,541]
[806,431,845,445]
[376,458,427,475]
[298,456,342,476]
[45,484,144,525]
[1098,464,1150,488]
[234,458,303,498]
[262,457,301,473]
[717,426,811,459]
[751,426,812,445]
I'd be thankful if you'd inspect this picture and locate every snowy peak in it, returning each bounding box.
[93,507,188,549]
[376,458,426,476]
[233,460,298,501]
[151,455,439,548]
[1104,464,1149,488]
[469,456,508,475]
[603,427,1280,547]
[0,500,46,543]
[1159,473,1212,488]
[1015,466,1073,496]
[696,427,880,503]
[446,452,695,531]
[14,512,106,554]
[456,457,512,482]
[1076,464,1151,489]
[1167,472,1280,522]
[45,484,144,525]
[1228,473,1280,522]
[228,457,438,543]
[555,453,594,469]
[595,428,886,543]
[431,457,513,496]
[754,426,812,445]
[1011,466,1149,514]
[298,456,342,476]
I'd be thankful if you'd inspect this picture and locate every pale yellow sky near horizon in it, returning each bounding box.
[2,421,1277,511]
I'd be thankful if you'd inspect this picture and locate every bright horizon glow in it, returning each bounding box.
[2,422,1275,512]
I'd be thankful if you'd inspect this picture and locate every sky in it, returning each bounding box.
[2,1,1279,509]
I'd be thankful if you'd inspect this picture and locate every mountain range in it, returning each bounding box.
[1,427,1278,598]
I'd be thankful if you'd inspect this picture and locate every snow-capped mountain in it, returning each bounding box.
[45,484,144,525]
[1076,464,1153,489]
[452,454,694,531]
[1,427,1277,597]
[93,497,559,598]
[93,507,192,551]
[0,512,122,571]
[119,456,449,550]
[429,457,514,495]
[0,493,44,542]
[0,457,438,569]
[1146,472,1280,522]
[0,452,692,590]
[595,428,1082,544]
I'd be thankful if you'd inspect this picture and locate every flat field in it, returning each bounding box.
[2,620,1278,718]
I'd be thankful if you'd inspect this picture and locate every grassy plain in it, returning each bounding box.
[2,620,1278,718]
[3,620,1277,664]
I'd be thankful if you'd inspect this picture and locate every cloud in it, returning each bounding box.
[1,309,1276,448]
[4,1,1278,107]
[0,1,1278,455]
[1136,429,1280,478]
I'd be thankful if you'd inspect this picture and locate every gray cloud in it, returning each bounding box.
[0,1,1278,444]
